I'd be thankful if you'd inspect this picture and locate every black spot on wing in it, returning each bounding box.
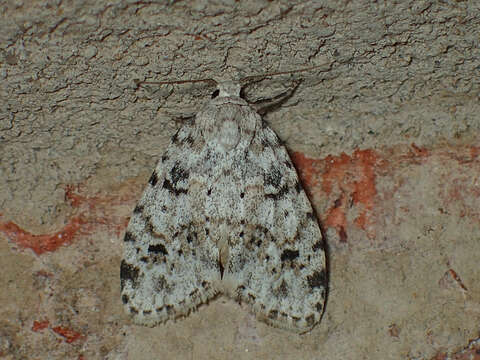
[148,243,168,255]
[170,162,189,185]
[264,166,283,188]
[120,260,140,289]
[123,231,136,243]
[307,269,327,290]
[162,179,188,195]
[265,184,290,200]
[171,132,179,143]
[122,294,129,304]
[268,310,278,320]
[133,205,144,214]
[315,302,323,312]
[149,171,159,186]
[312,240,324,252]
[183,134,194,145]
[295,181,302,193]
[280,249,299,261]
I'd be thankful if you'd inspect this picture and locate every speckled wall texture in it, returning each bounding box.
[1,1,479,359]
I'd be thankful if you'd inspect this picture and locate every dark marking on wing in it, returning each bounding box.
[149,171,159,186]
[170,162,189,185]
[186,231,198,244]
[264,166,283,188]
[171,132,179,143]
[122,294,129,304]
[295,181,302,193]
[133,204,144,214]
[148,243,168,255]
[162,179,188,195]
[312,240,324,252]
[183,134,195,145]
[265,184,290,200]
[123,231,136,243]
[120,260,140,289]
[307,269,327,289]
[268,310,278,319]
[280,249,300,261]
[306,212,316,220]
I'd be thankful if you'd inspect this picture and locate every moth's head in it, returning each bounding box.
[211,80,242,99]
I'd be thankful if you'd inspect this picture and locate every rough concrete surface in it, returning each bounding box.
[1,0,479,359]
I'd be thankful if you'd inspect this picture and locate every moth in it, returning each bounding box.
[121,71,327,332]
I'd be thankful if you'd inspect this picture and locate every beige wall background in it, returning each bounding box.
[1,1,479,359]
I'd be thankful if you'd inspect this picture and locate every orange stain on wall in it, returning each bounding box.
[0,217,86,255]
[292,149,378,240]
[0,182,138,255]
[52,326,84,343]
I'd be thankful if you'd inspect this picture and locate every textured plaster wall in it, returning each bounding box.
[0,0,479,359]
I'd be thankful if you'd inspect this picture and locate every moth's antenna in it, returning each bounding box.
[239,64,328,86]
[135,78,217,88]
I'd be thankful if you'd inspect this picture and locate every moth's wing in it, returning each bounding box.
[120,124,220,326]
[224,125,327,332]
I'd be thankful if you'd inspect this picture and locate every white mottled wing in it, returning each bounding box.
[121,124,220,326]
[222,124,327,332]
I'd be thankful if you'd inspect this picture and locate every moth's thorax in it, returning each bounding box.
[197,98,259,152]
